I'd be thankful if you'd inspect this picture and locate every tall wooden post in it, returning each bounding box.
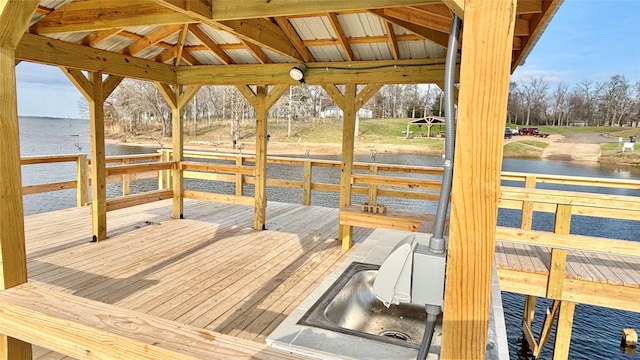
[338,84,357,249]
[0,2,40,358]
[441,0,517,359]
[254,85,268,230]
[155,83,201,219]
[322,83,381,249]
[236,84,288,230]
[62,69,123,241]
[89,71,107,240]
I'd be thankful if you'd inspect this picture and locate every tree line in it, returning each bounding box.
[81,74,639,139]
[509,75,639,127]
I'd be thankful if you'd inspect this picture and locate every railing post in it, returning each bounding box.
[302,160,312,206]
[235,155,244,196]
[76,154,88,207]
[521,175,537,230]
[368,164,378,204]
[122,158,130,196]
[158,150,170,190]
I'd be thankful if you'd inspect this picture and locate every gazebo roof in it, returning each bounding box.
[409,116,445,124]
[18,0,563,85]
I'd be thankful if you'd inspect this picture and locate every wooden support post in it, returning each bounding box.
[235,84,288,230]
[441,0,517,358]
[235,155,244,196]
[338,84,357,250]
[62,68,123,241]
[0,2,40,358]
[254,85,268,230]
[302,160,312,206]
[322,83,380,249]
[523,295,537,328]
[89,71,107,241]
[553,301,576,360]
[76,154,88,207]
[155,82,201,219]
[171,99,183,218]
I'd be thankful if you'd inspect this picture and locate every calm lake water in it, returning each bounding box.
[18,116,640,359]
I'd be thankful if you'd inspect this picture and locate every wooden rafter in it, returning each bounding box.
[154,0,212,19]
[242,40,271,64]
[188,24,235,64]
[273,17,315,63]
[302,33,422,47]
[123,25,183,56]
[384,21,400,60]
[369,9,449,48]
[326,13,354,61]
[214,19,303,61]
[148,4,304,62]
[174,24,189,65]
[80,28,123,47]
[30,1,195,34]
[384,7,451,34]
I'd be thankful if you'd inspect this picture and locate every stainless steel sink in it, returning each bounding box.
[298,262,427,349]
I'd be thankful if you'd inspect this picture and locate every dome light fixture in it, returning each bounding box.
[289,64,307,83]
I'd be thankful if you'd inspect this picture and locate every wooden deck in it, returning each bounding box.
[21,199,640,359]
[24,199,373,359]
[495,240,640,311]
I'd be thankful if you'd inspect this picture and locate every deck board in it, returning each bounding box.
[21,199,638,359]
[25,200,367,360]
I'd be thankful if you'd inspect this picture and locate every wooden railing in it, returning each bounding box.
[21,153,172,211]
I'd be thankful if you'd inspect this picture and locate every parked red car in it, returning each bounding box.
[518,127,539,136]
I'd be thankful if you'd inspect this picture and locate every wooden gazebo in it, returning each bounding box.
[0,1,562,359]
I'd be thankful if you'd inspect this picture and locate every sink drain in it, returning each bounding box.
[379,330,411,342]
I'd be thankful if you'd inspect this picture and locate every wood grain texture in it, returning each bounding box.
[254,86,268,230]
[0,283,315,360]
[441,0,517,358]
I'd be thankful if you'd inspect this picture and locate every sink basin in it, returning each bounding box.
[298,262,428,349]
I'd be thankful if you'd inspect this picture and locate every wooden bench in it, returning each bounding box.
[339,205,439,233]
[0,283,312,360]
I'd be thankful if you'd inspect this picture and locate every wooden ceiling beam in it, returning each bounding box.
[176,58,453,86]
[273,17,315,63]
[326,13,354,61]
[384,6,451,33]
[124,25,183,56]
[188,24,234,64]
[174,24,189,65]
[16,33,176,83]
[384,21,400,60]
[30,1,195,35]
[209,19,304,61]
[151,3,305,62]
[517,0,544,15]
[153,0,212,19]
[441,0,544,19]
[208,0,441,20]
[512,0,563,71]
[80,28,123,47]
[302,33,422,47]
[369,9,449,48]
[242,40,271,64]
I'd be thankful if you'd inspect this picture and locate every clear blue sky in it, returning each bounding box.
[15,0,640,119]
